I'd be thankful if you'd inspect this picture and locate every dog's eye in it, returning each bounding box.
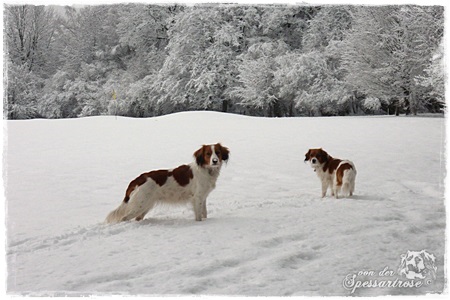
[216,151,221,156]
[206,152,212,156]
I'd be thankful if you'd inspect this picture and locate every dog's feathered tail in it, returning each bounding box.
[105,202,128,224]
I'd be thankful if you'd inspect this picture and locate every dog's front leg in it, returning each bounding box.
[321,181,329,198]
[193,196,204,221]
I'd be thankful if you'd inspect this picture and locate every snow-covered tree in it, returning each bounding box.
[230,41,290,117]
[341,6,443,115]
[55,6,121,74]
[259,6,317,50]
[303,6,352,51]
[299,6,356,115]
[5,60,42,119]
[150,6,250,114]
[416,42,446,112]
[116,4,179,80]
[415,30,445,112]
[39,69,100,119]
[4,5,57,119]
[4,5,56,75]
[362,97,386,114]
[273,50,350,116]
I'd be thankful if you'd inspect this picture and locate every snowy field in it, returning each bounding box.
[4,112,446,296]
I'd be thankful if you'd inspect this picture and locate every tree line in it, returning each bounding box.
[4,4,444,119]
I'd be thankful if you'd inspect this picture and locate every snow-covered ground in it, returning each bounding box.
[4,112,446,296]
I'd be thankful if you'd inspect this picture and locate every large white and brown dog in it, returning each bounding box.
[106,143,229,223]
[304,148,356,198]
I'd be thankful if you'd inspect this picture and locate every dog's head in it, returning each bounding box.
[398,250,437,280]
[304,148,329,170]
[194,143,229,169]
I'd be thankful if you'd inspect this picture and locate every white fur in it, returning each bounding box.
[106,159,223,224]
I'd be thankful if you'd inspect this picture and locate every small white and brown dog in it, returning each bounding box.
[304,148,356,198]
[106,143,229,224]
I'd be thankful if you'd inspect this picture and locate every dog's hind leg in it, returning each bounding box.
[333,183,341,199]
[135,212,147,221]
[349,180,355,196]
[202,200,208,219]
[342,182,350,197]
[133,200,156,222]
[134,206,154,221]
[343,169,356,197]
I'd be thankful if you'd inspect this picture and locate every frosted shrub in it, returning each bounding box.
[363,97,382,114]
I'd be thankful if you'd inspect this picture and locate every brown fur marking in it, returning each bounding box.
[124,173,148,203]
[194,145,207,166]
[172,164,194,186]
[324,158,343,174]
[336,163,353,186]
[147,169,171,186]
[215,143,229,162]
[123,169,170,203]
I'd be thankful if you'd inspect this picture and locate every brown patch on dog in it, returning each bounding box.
[123,173,148,203]
[336,163,353,186]
[147,169,171,186]
[194,145,207,166]
[123,169,171,203]
[325,158,343,174]
[172,164,194,186]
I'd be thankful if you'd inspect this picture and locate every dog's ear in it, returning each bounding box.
[304,150,311,162]
[421,251,436,267]
[421,251,435,261]
[317,149,329,163]
[219,144,229,162]
[421,251,437,279]
[194,146,205,166]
